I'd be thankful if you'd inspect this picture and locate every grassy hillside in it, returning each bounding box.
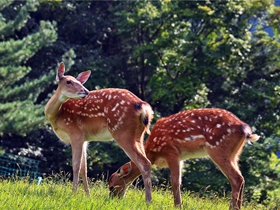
[0,175,271,210]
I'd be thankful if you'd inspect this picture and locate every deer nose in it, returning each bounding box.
[81,88,89,98]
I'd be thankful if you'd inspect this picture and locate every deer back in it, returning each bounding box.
[56,88,153,142]
[145,108,253,166]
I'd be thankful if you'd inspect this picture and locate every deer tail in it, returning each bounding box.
[136,103,154,135]
[242,124,260,145]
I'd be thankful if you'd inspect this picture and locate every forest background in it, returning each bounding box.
[0,0,280,207]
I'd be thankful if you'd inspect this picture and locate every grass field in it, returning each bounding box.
[0,175,272,210]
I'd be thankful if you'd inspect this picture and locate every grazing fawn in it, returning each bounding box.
[109,108,260,210]
[45,62,154,203]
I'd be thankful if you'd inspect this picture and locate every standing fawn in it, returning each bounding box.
[45,62,154,203]
[109,108,260,210]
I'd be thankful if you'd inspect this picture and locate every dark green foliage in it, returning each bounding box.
[0,0,57,135]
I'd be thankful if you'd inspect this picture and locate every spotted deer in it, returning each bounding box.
[109,108,260,210]
[45,62,154,203]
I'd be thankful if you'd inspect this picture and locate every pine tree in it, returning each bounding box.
[0,0,57,135]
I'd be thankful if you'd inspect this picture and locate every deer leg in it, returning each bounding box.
[230,160,245,209]
[115,135,152,204]
[80,142,90,195]
[131,141,152,204]
[166,156,183,208]
[228,171,244,210]
[71,139,84,192]
[208,150,244,210]
[135,136,151,197]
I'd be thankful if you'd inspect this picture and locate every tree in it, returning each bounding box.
[0,0,57,135]
[0,0,76,178]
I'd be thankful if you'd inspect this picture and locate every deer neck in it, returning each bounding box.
[45,88,68,125]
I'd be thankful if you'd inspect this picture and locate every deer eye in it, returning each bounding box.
[66,81,72,85]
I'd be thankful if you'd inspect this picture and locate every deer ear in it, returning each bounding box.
[76,70,91,84]
[118,162,132,178]
[56,62,65,82]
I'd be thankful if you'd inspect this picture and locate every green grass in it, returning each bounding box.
[0,175,269,210]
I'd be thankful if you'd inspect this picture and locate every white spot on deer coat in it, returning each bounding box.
[185,135,205,141]
[205,142,214,148]
[112,103,119,111]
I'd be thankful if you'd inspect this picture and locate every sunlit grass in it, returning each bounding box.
[0,174,269,210]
